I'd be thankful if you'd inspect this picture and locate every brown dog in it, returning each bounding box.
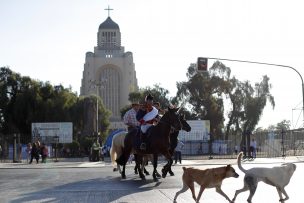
[174,165,239,202]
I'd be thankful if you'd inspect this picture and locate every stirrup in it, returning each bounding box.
[140,143,146,150]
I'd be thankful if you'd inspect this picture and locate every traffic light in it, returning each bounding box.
[197,57,208,72]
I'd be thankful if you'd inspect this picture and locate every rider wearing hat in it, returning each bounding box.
[136,93,159,150]
[123,102,140,132]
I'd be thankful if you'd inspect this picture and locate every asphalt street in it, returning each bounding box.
[0,157,303,203]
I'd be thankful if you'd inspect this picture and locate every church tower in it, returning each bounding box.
[80,9,138,122]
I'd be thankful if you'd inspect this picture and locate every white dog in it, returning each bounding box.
[232,152,296,203]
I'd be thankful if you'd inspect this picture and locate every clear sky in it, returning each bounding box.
[1,0,304,129]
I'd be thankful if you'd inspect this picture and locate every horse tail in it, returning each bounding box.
[116,131,133,166]
[110,143,117,169]
[182,167,187,172]
[111,132,126,168]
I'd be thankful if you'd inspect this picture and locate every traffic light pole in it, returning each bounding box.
[204,57,304,127]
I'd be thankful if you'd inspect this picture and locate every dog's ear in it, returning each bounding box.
[226,164,231,170]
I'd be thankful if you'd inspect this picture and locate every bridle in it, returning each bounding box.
[159,112,182,133]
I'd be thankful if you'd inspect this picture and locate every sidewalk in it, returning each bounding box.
[0,157,104,169]
[1,155,303,169]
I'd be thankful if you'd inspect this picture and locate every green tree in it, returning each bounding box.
[239,75,275,150]
[275,120,290,131]
[0,66,111,146]
[120,84,172,118]
[175,62,227,138]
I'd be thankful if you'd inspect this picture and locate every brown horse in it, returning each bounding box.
[134,114,192,177]
[116,107,182,180]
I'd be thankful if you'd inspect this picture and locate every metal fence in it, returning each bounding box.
[182,128,304,159]
[2,129,304,162]
[0,133,32,162]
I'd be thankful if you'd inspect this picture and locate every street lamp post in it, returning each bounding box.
[54,135,59,162]
[202,57,304,127]
[90,79,107,137]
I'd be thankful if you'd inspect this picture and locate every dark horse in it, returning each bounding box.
[116,107,182,180]
[134,114,192,177]
[168,114,191,175]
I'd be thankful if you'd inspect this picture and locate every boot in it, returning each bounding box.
[140,133,147,150]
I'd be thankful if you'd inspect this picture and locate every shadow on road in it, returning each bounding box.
[10,175,163,203]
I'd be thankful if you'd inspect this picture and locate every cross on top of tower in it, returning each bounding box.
[104,5,113,17]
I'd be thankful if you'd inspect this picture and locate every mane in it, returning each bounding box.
[149,110,174,137]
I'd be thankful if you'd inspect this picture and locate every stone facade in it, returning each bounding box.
[80,17,138,122]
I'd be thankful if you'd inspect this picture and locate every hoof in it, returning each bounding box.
[134,171,138,174]
[169,171,174,176]
[156,173,161,178]
[113,168,118,172]
[144,172,150,176]
[122,175,126,179]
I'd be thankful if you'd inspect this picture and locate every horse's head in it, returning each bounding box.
[179,114,191,132]
[161,107,182,131]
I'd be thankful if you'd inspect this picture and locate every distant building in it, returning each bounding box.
[80,13,138,122]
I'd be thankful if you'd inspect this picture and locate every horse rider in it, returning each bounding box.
[136,94,159,150]
[153,101,165,116]
[123,102,140,132]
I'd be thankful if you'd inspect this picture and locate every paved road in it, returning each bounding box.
[0,157,303,203]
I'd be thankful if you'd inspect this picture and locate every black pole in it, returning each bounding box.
[13,134,17,163]
[54,136,59,162]
[281,129,285,157]
[17,134,21,162]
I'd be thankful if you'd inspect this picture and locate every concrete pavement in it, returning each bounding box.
[0,156,303,203]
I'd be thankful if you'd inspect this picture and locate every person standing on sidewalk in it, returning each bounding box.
[91,139,100,162]
[40,143,48,163]
[29,142,39,164]
[250,138,257,158]
[174,139,184,164]
[26,143,32,163]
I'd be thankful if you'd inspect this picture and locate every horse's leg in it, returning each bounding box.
[142,156,150,175]
[121,163,126,179]
[152,153,159,181]
[116,132,135,179]
[143,166,150,175]
[168,153,175,176]
[118,164,122,174]
[110,146,118,172]
[134,165,138,174]
[134,154,138,174]
[152,154,161,178]
[168,165,174,176]
[162,152,173,178]
[135,154,145,180]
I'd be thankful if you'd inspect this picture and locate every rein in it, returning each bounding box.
[159,113,183,132]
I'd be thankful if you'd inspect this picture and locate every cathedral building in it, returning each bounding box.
[80,13,138,123]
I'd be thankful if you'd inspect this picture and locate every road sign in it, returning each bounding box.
[31,122,73,143]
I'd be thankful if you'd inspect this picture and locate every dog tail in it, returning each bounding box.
[237,152,247,173]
